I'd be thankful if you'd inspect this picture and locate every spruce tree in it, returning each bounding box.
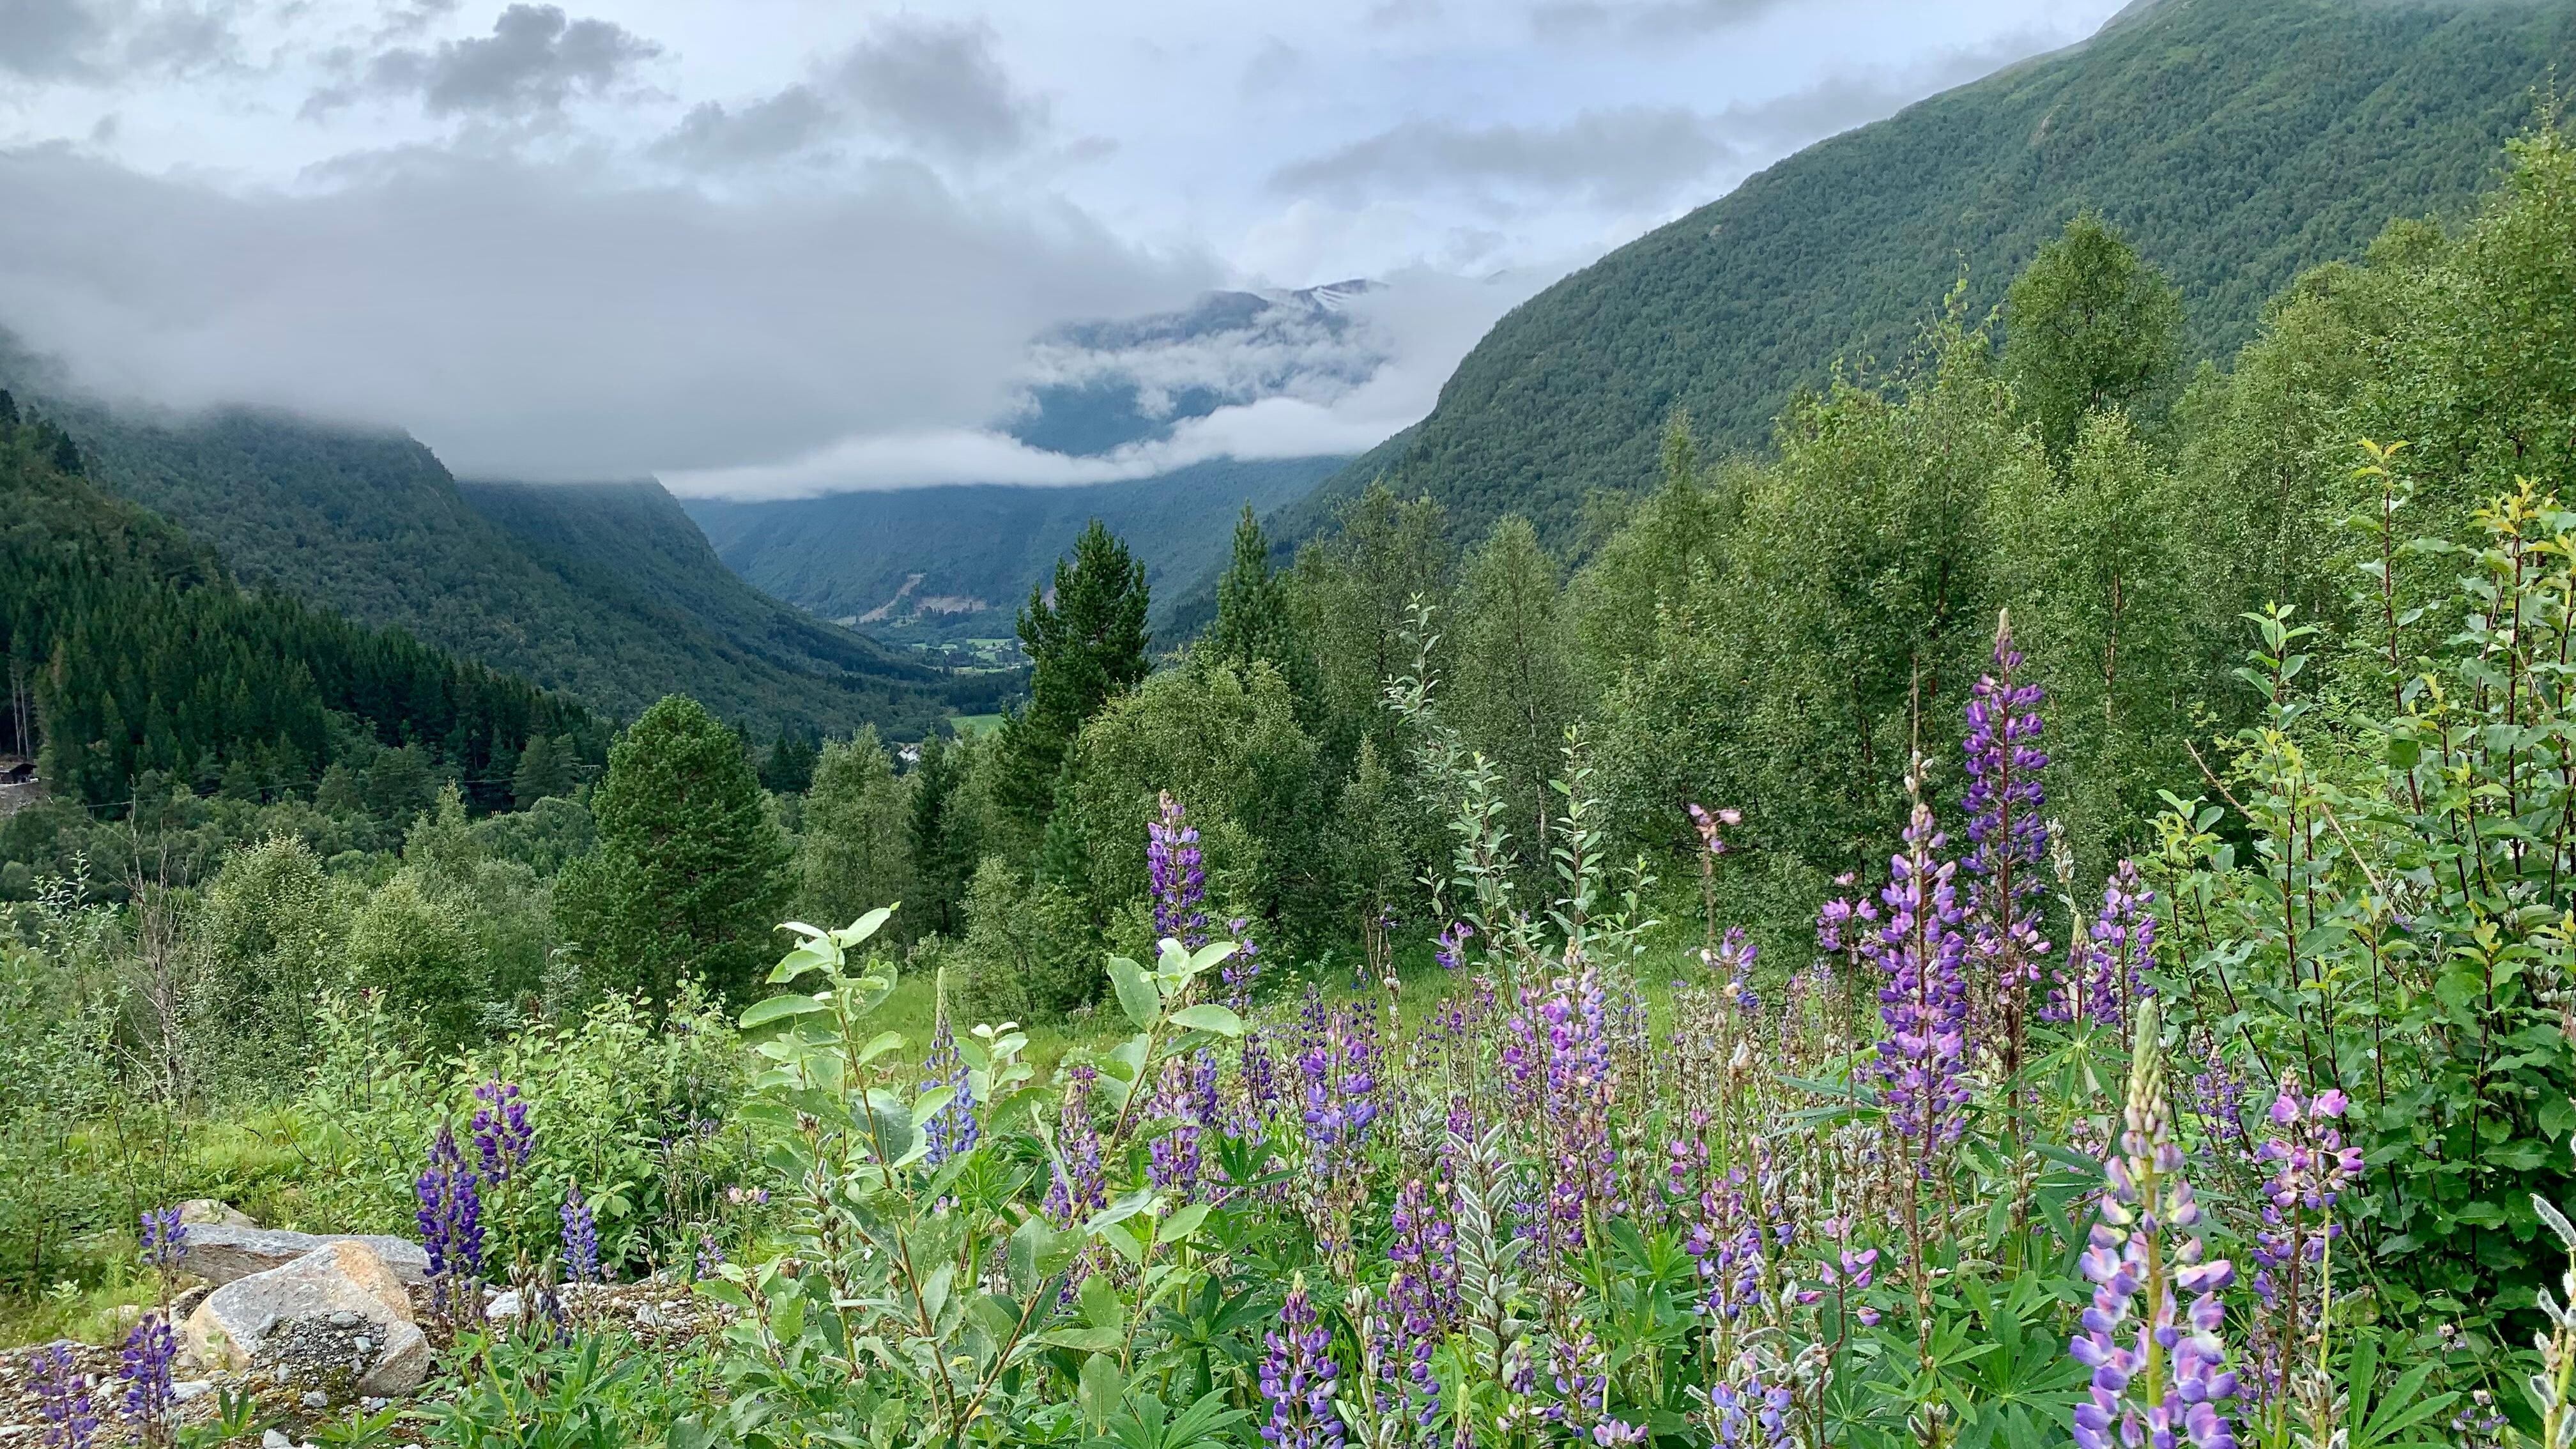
[556,694,793,1004]
[907,732,980,937]
[994,521,1149,833]
[1208,505,1319,717]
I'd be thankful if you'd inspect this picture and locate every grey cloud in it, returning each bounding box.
[831,17,1042,162]
[0,0,106,78]
[0,145,1208,482]
[325,3,660,118]
[1,0,241,81]
[1271,105,1737,209]
[652,17,1044,172]
[1272,37,2053,213]
[652,85,839,169]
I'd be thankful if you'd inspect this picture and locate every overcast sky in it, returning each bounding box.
[0,0,2127,495]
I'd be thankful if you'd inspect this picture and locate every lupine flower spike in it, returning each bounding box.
[31,1344,96,1449]
[560,1180,600,1284]
[2068,999,2240,1449]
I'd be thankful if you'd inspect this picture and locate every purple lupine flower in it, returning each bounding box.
[1537,969,1620,1248]
[1687,804,1742,855]
[1434,921,1476,972]
[136,1208,185,1277]
[920,1013,979,1166]
[470,1080,533,1183]
[1234,1027,1281,1139]
[1149,1052,1217,1199]
[1712,926,1759,1013]
[1381,1177,1459,1425]
[2187,1052,2255,1160]
[2068,1002,2239,1449]
[1298,1002,1380,1177]
[559,1181,600,1284]
[1547,1333,1609,1430]
[1259,1276,1343,1448]
[2244,1074,2364,1402]
[1703,1369,1793,1449]
[1043,1064,1107,1224]
[2050,861,2157,1032]
[415,1124,485,1320]
[31,1344,96,1449]
[1962,621,2050,1035]
[1147,791,1208,950]
[118,1314,175,1445]
[1874,798,1973,1160]
[694,1231,724,1280]
[1222,917,1263,1006]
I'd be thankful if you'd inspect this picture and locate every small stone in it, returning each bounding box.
[485,1291,522,1320]
[301,1391,328,1409]
[353,1337,371,1354]
[360,1398,387,1413]
[263,1432,291,1449]
[177,1200,257,1229]
[326,1312,360,1329]
[172,1380,213,1403]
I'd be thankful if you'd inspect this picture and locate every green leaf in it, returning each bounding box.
[1168,1004,1244,1038]
[1155,1202,1212,1245]
[739,993,830,1029]
[1107,956,1160,1030]
[834,906,895,947]
[1078,1353,1125,1437]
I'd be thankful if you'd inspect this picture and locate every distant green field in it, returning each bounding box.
[947,713,1004,738]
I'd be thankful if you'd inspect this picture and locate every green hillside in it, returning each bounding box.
[0,356,970,739]
[0,400,602,812]
[1273,0,2576,551]
[682,454,1346,647]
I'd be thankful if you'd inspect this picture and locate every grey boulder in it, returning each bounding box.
[180,1225,429,1287]
[184,1241,429,1397]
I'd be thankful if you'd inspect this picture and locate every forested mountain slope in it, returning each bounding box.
[457,479,1018,722]
[0,346,970,737]
[0,404,601,811]
[1272,0,2576,551]
[683,455,1346,647]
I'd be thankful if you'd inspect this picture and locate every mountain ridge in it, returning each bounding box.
[1257,0,2576,556]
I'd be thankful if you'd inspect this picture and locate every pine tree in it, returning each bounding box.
[1208,505,1319,719]
[907,732,980,937]
[993,521,1150,834]
[761,732,819,794]
[2003,212,2183,461]
[556,695,793,1004]
[512,734,577,807]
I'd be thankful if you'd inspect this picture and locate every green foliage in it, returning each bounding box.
[797,730,915,936]
[0,422,604,816]
[996,521,1153,835]
[558,696,793,1004]
[289,984,746,1273]
[2002,211,2185,460]
[194,834,351,1064]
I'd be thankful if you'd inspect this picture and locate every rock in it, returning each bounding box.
[172,1379,213,1403]
[484,1290,522,1321]
[185,1242,427,1398]
[301,1391,328,1409]
[180,1225,429,1287]
[177,1199,256,1229]
[263,1433,291,1449]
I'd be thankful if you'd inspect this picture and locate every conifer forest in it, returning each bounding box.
[15,17,2576,1449]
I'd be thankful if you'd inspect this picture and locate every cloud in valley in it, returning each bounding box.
[0,0,2125,496]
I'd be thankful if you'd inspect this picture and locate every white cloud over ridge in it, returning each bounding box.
[0,0,2126,497]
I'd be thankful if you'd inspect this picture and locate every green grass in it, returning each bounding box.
[946,714,1004,739]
